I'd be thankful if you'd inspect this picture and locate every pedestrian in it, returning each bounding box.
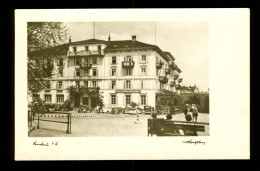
[184,104,189,116]
[192,104,199,122]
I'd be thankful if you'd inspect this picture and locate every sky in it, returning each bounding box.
[64,22,209,92]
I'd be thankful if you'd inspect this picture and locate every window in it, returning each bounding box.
[125,68,131,75]
[126,95,131,105]
[58,81,62,89]
[44,94,52,103]
[84,81,88,88]
[73,47,77,52]
[141,81,143,89]
[141,95,146,105]
[93,68,97,76]
[59,69,63,77]
[85,57,90,64]
[92,81,97,88]
[46,81,50,89]
[112,81,116,89]
[76,69,80,76]
[126,80,131,89]
[85,46,89,51]
[76,81,80,89]
[92,57,97,64]
[84,68,88,73]
[111,95,116,104]
[59,59,63,66]
[98,45,101,54]
[141,68,146,75]
[76,58,80,65]
[56,95,64,103]
[126,56,131,61]
[112,68,116,76]
[141,55,146,62]
[112,56,117,64]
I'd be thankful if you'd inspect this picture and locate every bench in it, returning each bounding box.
[148,118,208,136]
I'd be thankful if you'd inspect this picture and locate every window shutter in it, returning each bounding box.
[146,67,148,76]
[89,69,92,76]
[109,94,111,105]
[130,81,133,89]
[116,69,118,76]
[116,95,118,105]
[123,81,125,89]
[56,81,58,89]
[124,56,126,61]
[96,81,99,88]
[96,69,99,76]
[109,68,112,76]
[123,95,126,106]
[88,81,91,88]
[82,57,84,64]
[109,81,111,89]
[146,95,148,105]
[62,81,64,89]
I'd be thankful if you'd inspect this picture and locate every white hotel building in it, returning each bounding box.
[29,35,182,109]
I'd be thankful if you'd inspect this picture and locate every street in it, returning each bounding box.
[29,112,209,137]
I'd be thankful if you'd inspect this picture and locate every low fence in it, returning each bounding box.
[35,112,72,134]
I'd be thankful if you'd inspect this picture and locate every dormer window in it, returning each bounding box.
[73,47,77,52]
[85,46,89,51]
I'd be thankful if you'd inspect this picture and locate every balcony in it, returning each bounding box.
[165,68,171,75]
[174,74,179,80]
[79,63,92,69]
[170,81,175,87]
[68,50,103,57]
[159,76,168,84]
[122,61,135,68]
[156,61,163,69]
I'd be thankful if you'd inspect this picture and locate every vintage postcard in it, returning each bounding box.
[15,9,250,160]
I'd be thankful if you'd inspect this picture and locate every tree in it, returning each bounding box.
[27,22,68,97]
[187,93,200,105]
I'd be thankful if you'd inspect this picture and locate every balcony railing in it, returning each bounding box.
[68,50,103,56]
[122,61,135,68]
[174,74,179,80]
[156,61,163,69]
[159,76,168,84]
[170,81,175,87]
[165,68,171,75]
[79,63,92,69]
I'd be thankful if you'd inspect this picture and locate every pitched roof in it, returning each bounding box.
[70,38,108,45]
[163,51,175,61]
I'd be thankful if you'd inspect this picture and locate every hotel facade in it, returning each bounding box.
[28,35,183,109]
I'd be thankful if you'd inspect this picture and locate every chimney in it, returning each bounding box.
[132,35,136,41]
[108,33,111,41]
[69,36,71,43]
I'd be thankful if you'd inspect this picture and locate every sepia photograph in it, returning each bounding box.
[27,21,209,137]
[15,9,249,160]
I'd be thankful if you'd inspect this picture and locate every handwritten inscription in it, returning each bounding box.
[182,139,207,145]
[33,141,59,146]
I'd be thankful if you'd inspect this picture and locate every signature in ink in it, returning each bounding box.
[33,141,59,146]
[182,139,207,145]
